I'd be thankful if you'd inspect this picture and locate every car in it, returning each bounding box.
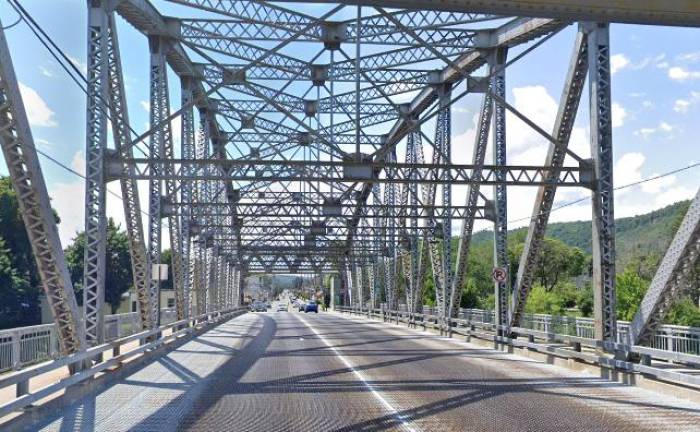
[250,301,267,312]
[297,301,305,312]
[276,303,288,312]
[304,301,318,313]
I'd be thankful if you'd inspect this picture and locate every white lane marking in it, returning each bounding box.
[296,314,419,432]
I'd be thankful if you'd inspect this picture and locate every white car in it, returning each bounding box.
[276,303,288,312]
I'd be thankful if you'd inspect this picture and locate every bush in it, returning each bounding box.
[525,285,563,315]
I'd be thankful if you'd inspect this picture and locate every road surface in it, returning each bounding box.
[30,310,700,431]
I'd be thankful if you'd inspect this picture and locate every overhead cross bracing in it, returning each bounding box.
[1,0,698,358]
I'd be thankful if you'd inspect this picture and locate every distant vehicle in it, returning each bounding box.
[251,301,267,312]
[297,301,306,312]
[276,303,288,312]
[304,301,318,313]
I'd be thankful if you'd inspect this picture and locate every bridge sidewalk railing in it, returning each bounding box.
[0,309,179,373]
[0,307,246,420]
[337,306,700,390]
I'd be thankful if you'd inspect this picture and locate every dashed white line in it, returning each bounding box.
[296,314,420,432]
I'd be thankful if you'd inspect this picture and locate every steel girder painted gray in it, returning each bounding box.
[83,3,109,345]
[630,189,700,345]
[0,25,85,355]
[508,28,588,333]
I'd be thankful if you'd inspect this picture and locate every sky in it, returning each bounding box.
[0,1,699,248]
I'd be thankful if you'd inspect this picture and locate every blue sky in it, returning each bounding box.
[1,1,699,246]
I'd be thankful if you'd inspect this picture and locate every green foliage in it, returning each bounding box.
[576,286,594,317]
[525,285,563,315]
[0,237,33,329]
[615,267,649,321]
[513,237,587,291]
[666,298,700,327]
[65,218,133,313]
[0,178,42,328]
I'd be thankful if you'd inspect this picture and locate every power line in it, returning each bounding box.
[508,161,700,225]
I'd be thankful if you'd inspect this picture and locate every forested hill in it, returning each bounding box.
[471,200,691,270]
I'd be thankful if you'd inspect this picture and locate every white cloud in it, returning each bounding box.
[608,152,695,218]
[642,100,653,109]
[614,152,644,191]
[677,51,700,63]
[611,102,626,128]
[610,54,630,75]
[140,100,150,113]
[673,91,700,113]
[71,150,86,176]
[634,121,674,139]
[39,66,54,78]
[68,55,87,75]
[668,66,700,81]
[18,82,58,127]
[35,138,53,149]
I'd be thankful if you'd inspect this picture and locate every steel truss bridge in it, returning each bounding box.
[0,0,699,429]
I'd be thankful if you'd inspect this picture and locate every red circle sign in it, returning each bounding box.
[492,267,507,283]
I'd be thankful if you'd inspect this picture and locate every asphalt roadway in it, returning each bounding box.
[30,310,700,431]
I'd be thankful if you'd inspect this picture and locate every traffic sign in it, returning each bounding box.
[492,267,507,283]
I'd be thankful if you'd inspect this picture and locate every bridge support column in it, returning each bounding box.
[83,0,110,346]
[491,48,509,341]
[586,23,618,343]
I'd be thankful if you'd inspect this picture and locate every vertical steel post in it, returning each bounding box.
[83,1,109,345]
[147,35,169,326]
[180,77,196,318]
[491,48,509,334]
[586,23,618,342]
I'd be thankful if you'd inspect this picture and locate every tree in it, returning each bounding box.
[65,218,133,313]
[0,237,34,329]
[0,177,43,327]
[615,267,648,321]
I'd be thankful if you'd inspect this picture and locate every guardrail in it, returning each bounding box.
[0,309,178,373]
[338,306,700,389]
[0,307,247,419]
[392,305,700,356]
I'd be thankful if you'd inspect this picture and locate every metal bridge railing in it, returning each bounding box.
[0,307,247,418]
[338,305,700,388]
[0,309,177,373]
[455,307,700,355]
[387,305,700,356]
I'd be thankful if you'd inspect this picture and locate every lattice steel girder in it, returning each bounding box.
[106,12,152,330]
[199,62,431,84]
[586,23,618,342]
[215,98,398,116]
[450,91,492,316]
[344,17,562,258]
[509,28,588,332]
[111,158,589,186]
[175,202,490,220]
[630,189,700,346]
[0,25,85,355]
[223,131,385,146]
[276,0,700,27]
[83,1,109,346]
[180,18,479,47]
[381,17,561,152]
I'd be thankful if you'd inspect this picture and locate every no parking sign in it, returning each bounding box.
[492,267,507,283]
